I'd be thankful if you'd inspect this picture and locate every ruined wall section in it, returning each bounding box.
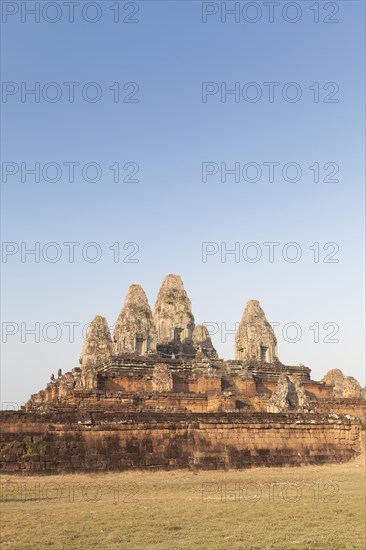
[0,411,362,474]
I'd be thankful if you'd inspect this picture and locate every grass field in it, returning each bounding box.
[1,457,365,550]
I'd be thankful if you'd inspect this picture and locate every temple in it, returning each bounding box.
[1,275,364,474]
[25,274,364,416]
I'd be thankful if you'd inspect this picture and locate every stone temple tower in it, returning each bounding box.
[153,274,195,356]
[192,324,218,358]
[113,284,156,355]
[80,315,113,369]
[235,300,278,363]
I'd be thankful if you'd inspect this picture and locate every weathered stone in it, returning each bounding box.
[235,300,278,363]
[0,410,362,474]
[153,275,195,354]
[289,375,310,410]
[238,366,253,380]
[114,284,156,355]
[5,275,366,475]
[268,374,288,412]
[321,369,361,398]
[192,325,217,358]
[85,365,97,389]
[342,376,361,398]
[76,365,97,390]
[80,315,113,369]
[321,369,345,397]
[268,374,309,413]
[152,364,173,392]
[58,372,75,399]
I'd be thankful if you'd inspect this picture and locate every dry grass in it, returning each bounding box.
[1,457,365,550]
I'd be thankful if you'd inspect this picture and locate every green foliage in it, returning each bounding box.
[38,443,47,457]
[24,441,35,456]
[23,440,47,457]
[165,291,175,305]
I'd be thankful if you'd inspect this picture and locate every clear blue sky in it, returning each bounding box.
[1,1,365,406]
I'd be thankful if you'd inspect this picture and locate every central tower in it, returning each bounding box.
[153,274,195,357]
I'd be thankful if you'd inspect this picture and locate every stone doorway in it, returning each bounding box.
[174,327,184,344]
[260,346,268,362]
[135,336,145,355]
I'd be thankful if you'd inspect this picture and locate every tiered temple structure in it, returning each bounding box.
[25,274,364,415]
[1,274,364,474]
